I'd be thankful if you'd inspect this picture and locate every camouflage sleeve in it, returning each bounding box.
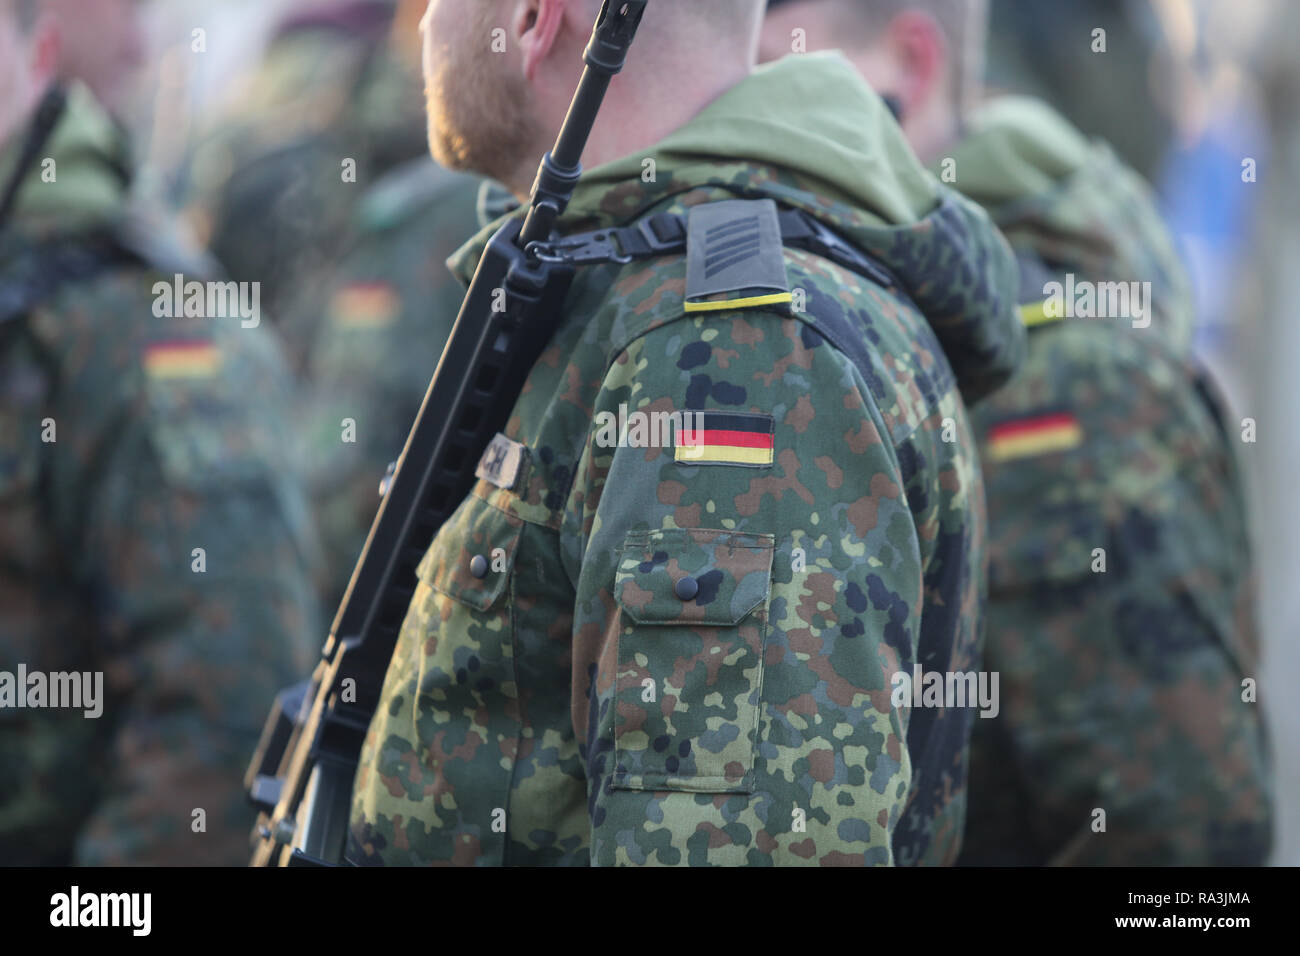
[962,324,1272,865]
[295,269,447,609]
[43,282,320,865]
[566,310,926,866]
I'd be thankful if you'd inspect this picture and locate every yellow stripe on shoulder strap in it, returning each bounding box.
[1020,300,1063,328]
[684,292,794,314]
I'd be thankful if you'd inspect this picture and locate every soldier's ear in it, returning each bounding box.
[881,10,949,119]
[514,0,566,82]
[29,13,61,87]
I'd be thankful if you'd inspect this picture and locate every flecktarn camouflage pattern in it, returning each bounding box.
[346,53,1025,866]
[947,96,1272,865]
[0,84,320,865]
[295,158,485,609]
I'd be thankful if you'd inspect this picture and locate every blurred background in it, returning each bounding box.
[106,0,1297,863]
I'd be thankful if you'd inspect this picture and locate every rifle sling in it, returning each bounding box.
[0,232,143,329]
[525,206,899,290]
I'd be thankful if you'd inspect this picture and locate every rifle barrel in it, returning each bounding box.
[519,0,647,245]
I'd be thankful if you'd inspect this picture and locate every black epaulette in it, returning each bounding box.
[0,85,152,333]
[0,232,144,329]
[1012,248,1068,330]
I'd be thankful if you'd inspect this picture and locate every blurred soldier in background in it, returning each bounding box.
[984,0,1178,182]
[1247,0,1300,868]
[294,161,486,610]
[761,0,1271,865]
[180,0,430,366]
[174,0,474,610]
[0,0,320,864]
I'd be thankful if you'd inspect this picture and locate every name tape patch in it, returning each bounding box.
[475,432,528,490]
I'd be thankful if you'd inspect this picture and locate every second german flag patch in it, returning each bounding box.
[674,411,775,467]
[987,411,1083,462]
[143,340,222,380]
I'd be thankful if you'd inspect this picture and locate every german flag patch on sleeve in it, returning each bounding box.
[674,411,775,467]
[143,340,222,380]
[330,281,400,330]
[987,411,1083,462]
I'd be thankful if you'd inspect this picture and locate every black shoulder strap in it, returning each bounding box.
[1013,247,1057,303]
[524,202,899,290]
[0,86,68,236]
[0,85,144,333]
[0,232,143,329]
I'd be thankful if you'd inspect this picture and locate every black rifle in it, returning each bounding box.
[245,0,649,867]
[0,86,67,239]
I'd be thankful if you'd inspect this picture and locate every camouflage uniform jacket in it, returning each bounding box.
[0,84,320,865]
[295,158,486,610]
[948,97,1271,865]
[347,54,1024,866]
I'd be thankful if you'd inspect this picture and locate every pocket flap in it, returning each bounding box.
[615,528,775,626]
[0,352,45,501]
[987,504,1106,593]
[421,493,524,611]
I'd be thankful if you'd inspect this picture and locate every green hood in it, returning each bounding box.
[0,82,132,236]
[945,95,1194,351]
[1,83,215,281]
[575,52,939,228]
[943,96,1090,208]
[452,53,1024,404]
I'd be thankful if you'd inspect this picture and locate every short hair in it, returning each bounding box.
[691,0,767,27]
[781,0,989,112]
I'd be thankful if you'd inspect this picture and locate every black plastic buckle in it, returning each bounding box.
[621,214,687,257]
[525,214,687,268]
[526,230,629,266]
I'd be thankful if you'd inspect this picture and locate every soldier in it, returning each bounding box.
[294,160,486,611]
[760,0,1272,864]
[345,0,1024,866]
[981,0,1178,183]
[183,0,481,610]
[181,0,430,364]
[0,0,320,865]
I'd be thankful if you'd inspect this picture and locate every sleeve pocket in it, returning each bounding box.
[987,495,1252,681]
[421,492,524,612]
[611,528,774,794]
[987,505,1106,594]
